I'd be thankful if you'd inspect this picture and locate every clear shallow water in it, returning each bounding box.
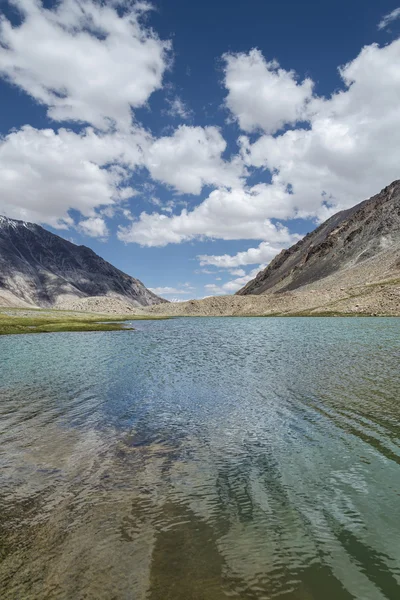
[0,317,399,600]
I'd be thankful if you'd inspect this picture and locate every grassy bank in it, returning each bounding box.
[0,308,165,336]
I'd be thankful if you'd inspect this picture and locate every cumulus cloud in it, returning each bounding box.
[165,96,192,119]
[149,286,193,296]
[144,125,244,194]
[0,0,170,129]
[195,268,215,275]
[0,125,146,227]
[198,238,301,269]
[78,216,108,238]
[378,8,400,30]
[229,268,246,276]
[0,120,247,231]
[240,38,400,219]
[119,38,400,250]
[223,48,313,134]
[204,266,263,295]
[117,184,298,245]
[1,3,399,262]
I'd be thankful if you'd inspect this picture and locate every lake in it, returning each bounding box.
[0,317,399,599]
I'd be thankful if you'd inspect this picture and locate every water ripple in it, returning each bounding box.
[0,317,399,599]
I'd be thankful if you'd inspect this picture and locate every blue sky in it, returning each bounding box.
[0,0,400,299]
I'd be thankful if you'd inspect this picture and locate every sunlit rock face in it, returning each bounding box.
[237,180,400,296]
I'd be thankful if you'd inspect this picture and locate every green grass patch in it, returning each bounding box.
[0,309,167,336]
[0,315,131,335]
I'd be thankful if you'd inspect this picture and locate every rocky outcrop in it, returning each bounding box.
[0,216,166,308]
[237,180,400,296]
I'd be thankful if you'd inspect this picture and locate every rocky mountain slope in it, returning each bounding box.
[0,216,166,308]
[237,180,400,296]
[146,181,400,317]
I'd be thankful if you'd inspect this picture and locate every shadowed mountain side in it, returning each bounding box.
[0,216,166,308]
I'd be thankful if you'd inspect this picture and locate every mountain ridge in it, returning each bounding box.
[0,216,166,308]
[236,180,400,296]
[145,180,400,317]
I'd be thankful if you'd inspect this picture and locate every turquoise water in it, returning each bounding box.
[0,317,399,599]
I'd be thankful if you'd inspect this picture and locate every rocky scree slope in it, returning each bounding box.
[237,180,400,296]
[0,216,166,308]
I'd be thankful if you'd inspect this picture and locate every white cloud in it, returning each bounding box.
[0,120,247,232]
[78,216,108,238]
[198,238,300,269]
[0,0,171,130]
[117,183,300,246]
[229,268,246,276]
[166,96,192,119]
[240,39,400,219]
[223,49,313,134]
[149,286,193,295]
[119,39,400,250]
[0,6,399,262]
[195,268,215,275]
[378,8,400,30]
[204,266,263,295]
[144,125,244,194]
[0,125,145,228]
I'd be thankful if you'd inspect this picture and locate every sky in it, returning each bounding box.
[0,1,400,300]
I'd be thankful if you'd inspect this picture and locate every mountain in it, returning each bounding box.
[237,180,400,296]
[0,216,166,308]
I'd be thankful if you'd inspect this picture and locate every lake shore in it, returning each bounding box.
[1,269,399,335]
[145,277,400,318]
[0,307,167,336]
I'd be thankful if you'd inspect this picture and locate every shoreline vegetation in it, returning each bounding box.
[0,301,399,336]
[0,308,167,336]
[1,271,399,336]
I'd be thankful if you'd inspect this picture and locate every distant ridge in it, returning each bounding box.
[237,180,400,296]
[0,216,166,308]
